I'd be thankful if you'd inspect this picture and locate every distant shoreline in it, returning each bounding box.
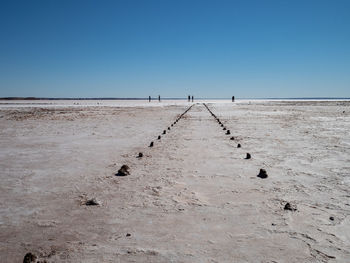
[1,97,350,101]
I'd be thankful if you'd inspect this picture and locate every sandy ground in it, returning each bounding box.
[0,100,349,262]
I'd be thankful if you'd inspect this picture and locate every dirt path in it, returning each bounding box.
[67,103,315,262]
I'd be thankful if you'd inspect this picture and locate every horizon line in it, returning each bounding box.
[1,96,350,101]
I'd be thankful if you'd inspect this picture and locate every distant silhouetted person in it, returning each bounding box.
[232,96,235,102]
[191,96,194,102]
[188,95,190,102]
[149,96,151,102]
[158,95,161,102]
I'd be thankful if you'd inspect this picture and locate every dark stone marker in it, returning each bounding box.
[257,169,268,179]
[330,216,335,221]
[149,141,154,147]
[116,165,130,176]
[223,127,227,131]
[171,124,173,127]
[138,152,143,158]
[163,130,166,134]
[158,135,161,140]
[226,130,230,135]
[85,198,100,206]
[237,144,241,148]
[126,233,131,237]
[284,202,297,211]
[168,127,170,130]
[230,137,235,140]
[245,153,251,159]
[23,253,37,263]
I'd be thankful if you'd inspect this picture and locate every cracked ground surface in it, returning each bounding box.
[1,100,349,262]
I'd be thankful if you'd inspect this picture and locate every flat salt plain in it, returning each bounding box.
[0,99,349,262]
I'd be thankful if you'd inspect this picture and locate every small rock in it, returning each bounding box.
[237,144,241,148]
[257,169,268,179]
[221,124,224,127]
[116,165,130,176]
[230,137,234,140]
[158,135,161,140]
[168,127,170,130]
[245,153,251,159]
[85,198,100,206]
[149,141,154,147]
[223,127,227,130]
[137,152,143,158]
[126,233,131,237]
[284,202,297,211]
[226,130,230,135]
[171,124,173,127]
[23,252,37,263]
[329,216,334,221]
[163,130,166,134]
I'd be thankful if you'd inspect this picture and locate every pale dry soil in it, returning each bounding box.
[0,101,349,262]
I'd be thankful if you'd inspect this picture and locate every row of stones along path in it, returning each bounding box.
[88,103,316,262]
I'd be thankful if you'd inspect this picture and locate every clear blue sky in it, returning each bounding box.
[1,0,349,98]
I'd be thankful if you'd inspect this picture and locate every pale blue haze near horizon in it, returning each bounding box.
[0,0,349,98]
